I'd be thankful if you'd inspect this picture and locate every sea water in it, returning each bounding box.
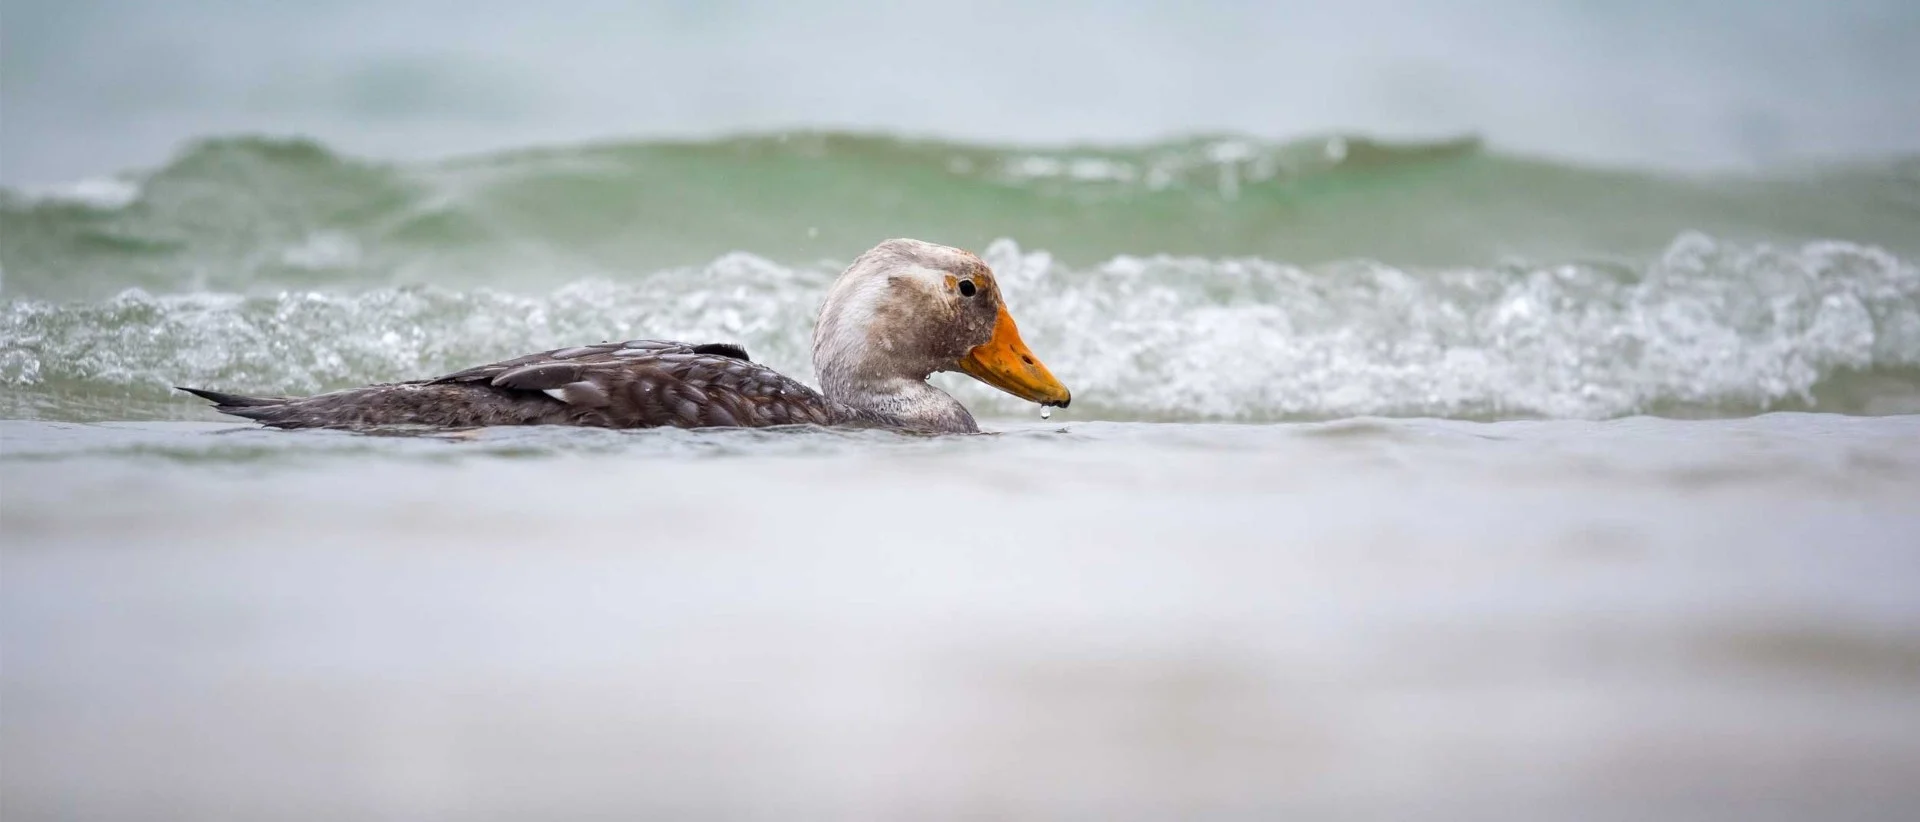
[3,414,1918,819]
[6,120,1920,822]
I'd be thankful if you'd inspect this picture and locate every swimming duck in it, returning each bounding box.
[180,239,1071,434]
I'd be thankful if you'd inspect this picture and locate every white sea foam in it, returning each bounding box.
[15,176,143,210]
[3,235,1917,422]
[975,234,1920,419]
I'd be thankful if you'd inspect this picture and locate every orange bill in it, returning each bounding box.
[957,303,1071,407]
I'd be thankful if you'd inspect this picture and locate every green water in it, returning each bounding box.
[7,133,1919,300]
[5,134,1919,424]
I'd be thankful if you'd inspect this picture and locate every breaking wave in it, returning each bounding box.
[6,234,1917,422]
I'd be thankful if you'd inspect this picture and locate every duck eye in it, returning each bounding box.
[957,280,977,297]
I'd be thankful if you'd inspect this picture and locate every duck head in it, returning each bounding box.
[812,239,1070,431]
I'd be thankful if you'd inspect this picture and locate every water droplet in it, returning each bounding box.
[1039,406,1052,420]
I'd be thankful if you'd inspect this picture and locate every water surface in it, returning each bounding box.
[4,415,1918,819]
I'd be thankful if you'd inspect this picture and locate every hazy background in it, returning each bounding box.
[5,0,1920,185]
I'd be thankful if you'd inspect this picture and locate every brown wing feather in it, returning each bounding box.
[188,339,846,430]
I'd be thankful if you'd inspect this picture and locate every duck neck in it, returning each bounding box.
[817,365,978,434]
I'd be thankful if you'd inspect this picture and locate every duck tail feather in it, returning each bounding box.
[176,386,282,408]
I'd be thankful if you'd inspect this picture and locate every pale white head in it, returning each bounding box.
[811,239,1070,431]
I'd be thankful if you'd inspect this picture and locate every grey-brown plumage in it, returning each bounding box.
[181,238,1072,434]
[179,340,887,431]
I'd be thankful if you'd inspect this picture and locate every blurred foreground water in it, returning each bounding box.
[5,415,1918,819]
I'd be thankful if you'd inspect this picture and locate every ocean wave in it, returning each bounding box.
[5,132,1917,302]
[5,235,1917,422]
[994,235,1920,419]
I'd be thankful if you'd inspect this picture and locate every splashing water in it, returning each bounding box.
[4,234,1919,423]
